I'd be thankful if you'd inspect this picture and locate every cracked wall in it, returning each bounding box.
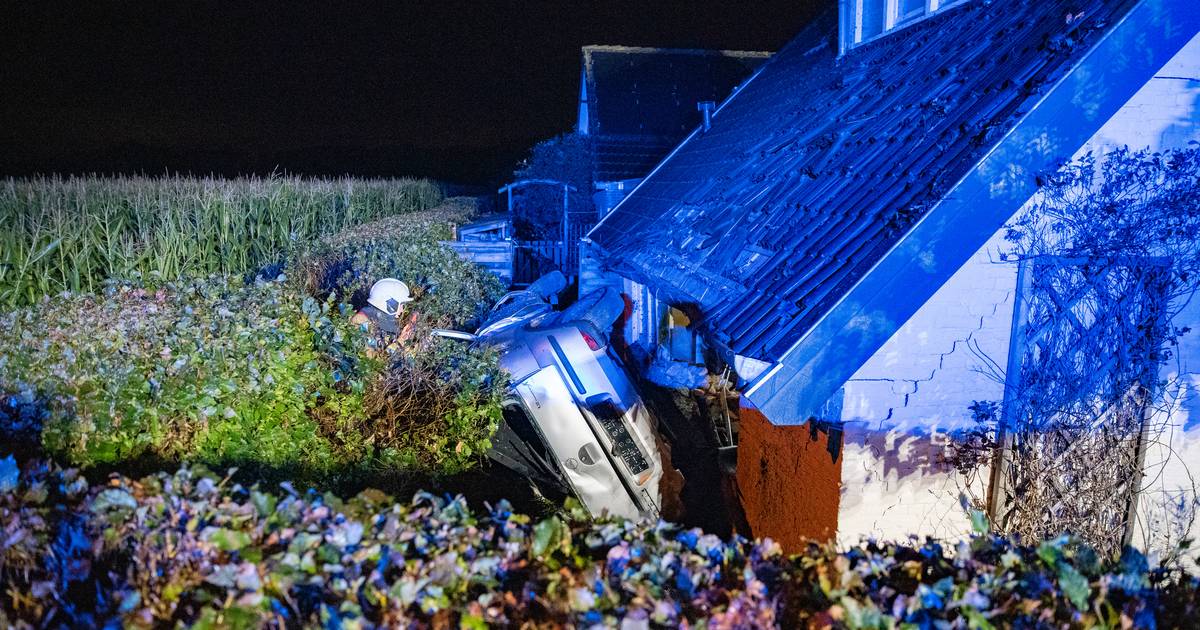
[837,222,1012,547]
[836,32,1200,554]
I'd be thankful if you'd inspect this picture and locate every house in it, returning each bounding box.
[491,47,768,289]
[575,45,770,216]
[584,0,1200,558]
[573,46,768,362]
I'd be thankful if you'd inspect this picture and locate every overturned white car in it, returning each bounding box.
[436,273,671,521]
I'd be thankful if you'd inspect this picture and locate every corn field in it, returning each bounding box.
[0,174,442,307]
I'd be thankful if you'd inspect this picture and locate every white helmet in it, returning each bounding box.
[367,278,415,316]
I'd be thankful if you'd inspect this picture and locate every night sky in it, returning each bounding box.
[2,1,821,185]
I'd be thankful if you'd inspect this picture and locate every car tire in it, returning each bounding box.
[561,286,625,333]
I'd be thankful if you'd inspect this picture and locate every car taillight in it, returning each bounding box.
[580,330,602,351]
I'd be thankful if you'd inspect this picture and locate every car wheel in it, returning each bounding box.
[559,286,625,333]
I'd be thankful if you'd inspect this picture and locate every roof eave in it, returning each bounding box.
[744,0,1200,424]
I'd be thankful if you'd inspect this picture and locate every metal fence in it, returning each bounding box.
[512,222,593,287]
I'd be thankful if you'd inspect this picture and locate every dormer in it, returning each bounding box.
[839,0,968,54]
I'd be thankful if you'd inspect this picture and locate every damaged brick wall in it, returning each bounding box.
[736,400,841,550]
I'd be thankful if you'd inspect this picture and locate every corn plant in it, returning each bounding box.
[0,198,505,479]
[0,174,443,308]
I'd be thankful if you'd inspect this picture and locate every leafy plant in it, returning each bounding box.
[510,133,596,240]
[0,197,506,479]
[299,197,508,473]
[2,457,1197,629]
[995,147,1200,559]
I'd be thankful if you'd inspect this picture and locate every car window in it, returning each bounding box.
[496,401,564,491]
[503,402,544,446]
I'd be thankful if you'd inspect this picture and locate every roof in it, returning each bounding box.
[580,45,770,181]
[587,0,1199,421]
[457,214,510,237]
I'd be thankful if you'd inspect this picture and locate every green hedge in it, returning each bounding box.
[0,175,443,308]
[0,198,506,480]
[1,457,1195,628]
[0,276,356,470]
[301,197,501,328]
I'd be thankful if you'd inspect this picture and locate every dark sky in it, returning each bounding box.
[2,1,822,184]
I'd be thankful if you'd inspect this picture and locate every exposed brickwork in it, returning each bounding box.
[736,400,841,550]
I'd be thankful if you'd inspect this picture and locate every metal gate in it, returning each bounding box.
[988,255,1172,556]
[511,223,592,287]
[499,178,595,288]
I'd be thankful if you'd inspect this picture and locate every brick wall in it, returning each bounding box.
[736,400,841,550]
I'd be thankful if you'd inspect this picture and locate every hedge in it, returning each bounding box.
[0,456,1196,629]
[0,198,506,481]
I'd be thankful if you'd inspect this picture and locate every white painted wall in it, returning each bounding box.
[1089,40,1200,569]
[838,225,1012,547]
[836,32,1200,562]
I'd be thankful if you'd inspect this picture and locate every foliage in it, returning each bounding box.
[2,457,1198,629]
[299,196,508,473]
[358,334,506,476]
[0,275,370,476]
[1001,146,1196,422]
[1003,146,1200,380]
[947,400,1000,476]
[300,197,502,328]
[0,198,506,479]
[510,133,596,240]
[0,174,443,308]
[1006,147,1200,299]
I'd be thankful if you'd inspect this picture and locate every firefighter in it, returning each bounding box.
[351,278,418,354]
